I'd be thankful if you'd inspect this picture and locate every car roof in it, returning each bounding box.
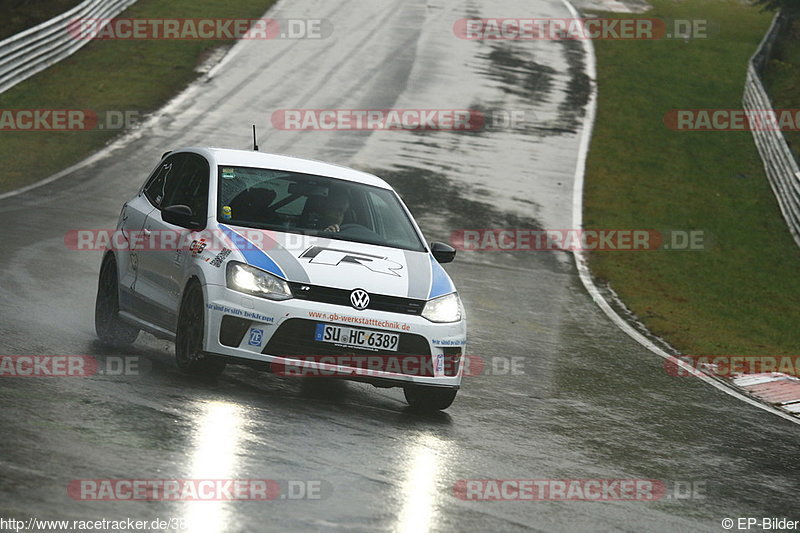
[172,147,392,189]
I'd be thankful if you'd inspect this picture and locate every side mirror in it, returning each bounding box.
[162,204,196,229]
[431,241,456,264]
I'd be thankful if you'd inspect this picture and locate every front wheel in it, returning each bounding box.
[403,385,457,411]
[95,255,139,346]
[175,281,226,378]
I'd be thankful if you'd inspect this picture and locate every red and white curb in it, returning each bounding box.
[732,374,800,414]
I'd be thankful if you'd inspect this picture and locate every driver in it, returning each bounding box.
[312,190,350,232]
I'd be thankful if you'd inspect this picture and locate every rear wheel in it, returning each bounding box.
[403,385,457,411]
[175,281,226,378]
[95,255,139,346]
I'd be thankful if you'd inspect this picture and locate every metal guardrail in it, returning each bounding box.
[0,0,138,95]
[743,12,800,248]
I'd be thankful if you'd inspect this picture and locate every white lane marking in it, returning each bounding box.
[562,0,800,425]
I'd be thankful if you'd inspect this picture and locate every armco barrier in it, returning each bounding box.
[0,0,138,95]
[743,12,800,248]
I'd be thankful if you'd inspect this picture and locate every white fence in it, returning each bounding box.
[0,0,138,94]
[743,13,800,248]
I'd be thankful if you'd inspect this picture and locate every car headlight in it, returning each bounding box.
[226,262,292,300]
[422,292,463,323]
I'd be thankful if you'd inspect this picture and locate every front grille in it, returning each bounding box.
[264,318,432,376]
[288,282,425,315]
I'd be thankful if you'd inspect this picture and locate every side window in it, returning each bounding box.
[142,154,184,208]
[162,153,210,228]
[143,154,186,209]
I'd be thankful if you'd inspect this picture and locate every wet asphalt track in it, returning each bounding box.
[1,0,800,531]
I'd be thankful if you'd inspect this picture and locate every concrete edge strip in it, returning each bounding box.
[561,0,800,426]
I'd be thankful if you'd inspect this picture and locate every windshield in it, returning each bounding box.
[216,165,426,252]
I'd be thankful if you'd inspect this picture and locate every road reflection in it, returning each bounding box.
[395,433,448,533]
[182,401,244,533]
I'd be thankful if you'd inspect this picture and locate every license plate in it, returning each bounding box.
[314,324,399,352]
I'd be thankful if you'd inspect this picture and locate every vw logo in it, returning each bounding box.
[350,289,370,310]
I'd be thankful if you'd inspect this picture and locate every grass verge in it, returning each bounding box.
[584,0,800,355]
[0,0,276,194]
[1,0,84,41]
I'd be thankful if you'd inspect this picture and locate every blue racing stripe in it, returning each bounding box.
[428,255,455,299]
[219,224,286,279]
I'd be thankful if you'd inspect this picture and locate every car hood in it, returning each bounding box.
[218,224,455,300]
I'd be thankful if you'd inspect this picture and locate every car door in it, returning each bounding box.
[117,155,179,314]
[137,152,210,332]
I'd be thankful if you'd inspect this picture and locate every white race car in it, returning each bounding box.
[95,147,466,409]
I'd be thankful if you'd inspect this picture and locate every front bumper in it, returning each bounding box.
[202,283,467,387]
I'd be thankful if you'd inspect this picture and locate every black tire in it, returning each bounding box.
[175,281,226,378]
[403,385,457,411]
[95,255,139,346]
